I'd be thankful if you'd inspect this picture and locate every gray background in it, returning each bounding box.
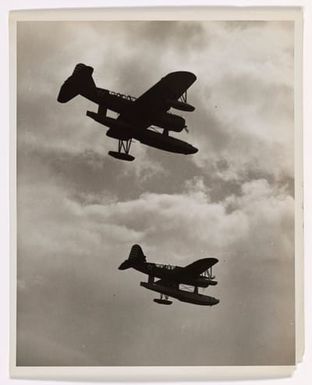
[16,20,295,366]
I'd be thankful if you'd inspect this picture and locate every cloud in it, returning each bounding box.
[17,172,294,365]
[16,20,295,366]
[17,20,294,191]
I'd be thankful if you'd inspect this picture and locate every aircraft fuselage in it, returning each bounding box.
[130,261,216,288]
[82,87,187,133]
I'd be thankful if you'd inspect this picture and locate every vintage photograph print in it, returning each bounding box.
[11,8,302,377]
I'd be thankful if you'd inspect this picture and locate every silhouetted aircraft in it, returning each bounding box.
[119,244,219,306]
[57,64,198,161]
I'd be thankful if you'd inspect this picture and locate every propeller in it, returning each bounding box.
[183,125,189,133]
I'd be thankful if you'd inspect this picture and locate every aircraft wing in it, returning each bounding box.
[180,258,219,277]
[154,279,179,288]
[118,71,197,128]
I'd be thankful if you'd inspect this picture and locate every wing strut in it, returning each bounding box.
[180,89,187,103]
[118,138,132,154]
[108,139,135,161]
[154,293,173,305]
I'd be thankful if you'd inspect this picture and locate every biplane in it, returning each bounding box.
[119,244,219,306]
[57,63,198,161]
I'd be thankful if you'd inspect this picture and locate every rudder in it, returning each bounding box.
[128,244,146,263]
[119,244,146,270]
[57,63,96,103]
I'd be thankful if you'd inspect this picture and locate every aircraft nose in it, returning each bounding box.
[57,84,72,103]
[190,145,198,154]
[185,144,198,154]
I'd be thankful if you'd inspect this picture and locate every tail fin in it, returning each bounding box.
[119,244,146,270]
[57,63,96,103]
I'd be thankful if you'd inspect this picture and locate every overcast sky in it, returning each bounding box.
[16,20,295,366]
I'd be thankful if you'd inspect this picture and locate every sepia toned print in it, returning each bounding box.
[15,18,297,368]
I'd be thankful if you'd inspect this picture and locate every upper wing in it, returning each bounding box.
[181,258,218,278]
[119,71,196,128]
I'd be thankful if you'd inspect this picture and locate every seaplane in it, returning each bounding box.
[57,63,198,161]
[119,244,219,306]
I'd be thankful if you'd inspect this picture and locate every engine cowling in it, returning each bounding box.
[166,99,195,112]
[153,112,186,132]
